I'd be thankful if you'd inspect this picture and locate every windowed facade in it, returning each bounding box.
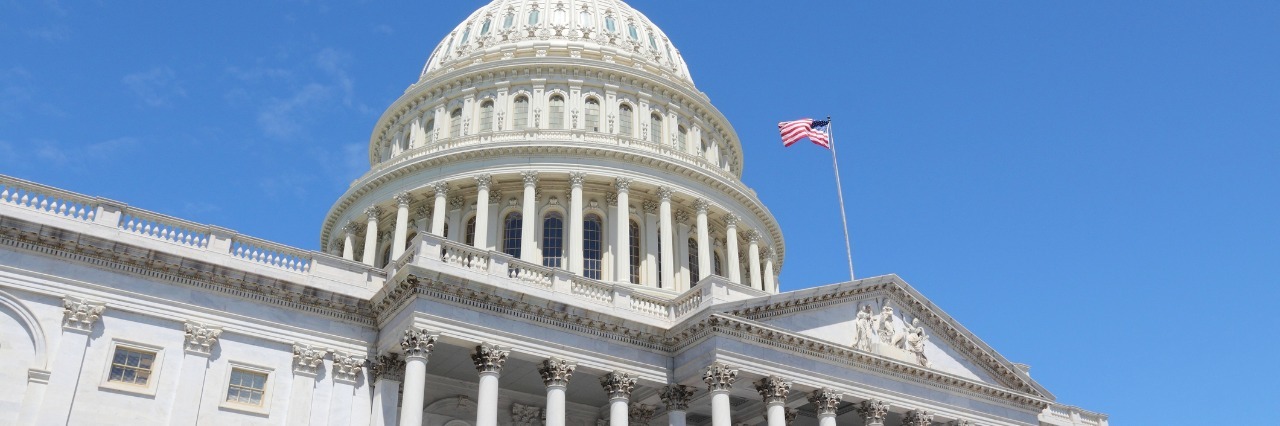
[465,217,477,246]
[514,96,530,129]
[479,101,494,132]
[688,238,700,283]
[503,212,522,258]
[425,119,435,144]
[629,220,641,284]
[549,95,565,129]
[108,346,156,386]
[450,108,463,137]
[678,125,688,152]
[650,113,663,144]
[226,368,268,407]
[619,104,633,136]
[585,98,601,131]
[583,214,603,280]
[542,212,564,268]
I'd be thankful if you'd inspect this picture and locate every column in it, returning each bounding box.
[724,214,740,284]
[40,297,105,425]
[370,354,405,426]
[431,182,449,237]
[392,192,414,260]
[287,344,326,425]
[808,388,842,426]
[694,199,711,283]
[362,206,381,266]
[520,171,539,262]
[903,410,934,426]
[539,357,575,426]
[660,385,695,426]
[474,174,493,249]
[657,187,675,289]
[568,173,586,274]
[472,344,510,426]
[754,376,791,426]
[329,352,366,426]
[167,321,222,426]
[342,222,358,261]
[600,371,636,426]
[762,247,777,293]
[642,200,660,287]
[702,363,738,426]
[856,400,890,426]
[747,230,762,291]
[399,329,439,426]
[614,178,633,283]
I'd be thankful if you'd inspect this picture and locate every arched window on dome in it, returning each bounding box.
[528,9,540,26]
[514,96,529,129]
[579,10,593,28]
[479,101,494,132]
[677,125,688,152]
[604,16,617,33]
[650,113,663,144]
[465,216,477,246]
[502,212,522,259]
[503,12,515,29]
[461,27,471,45]
[481,18,492,36]
[585,98,601,132]
[627,23,639,40]
[629,220,642,284]
[619,104,634,137]
[450,108,463,138]
[583,214,603,280]
[542,212,564,268]
[688,238,700,283]
[549,95,565,129]
[648,33,659,50]
[553,8,567,25]
[425,118,436,144]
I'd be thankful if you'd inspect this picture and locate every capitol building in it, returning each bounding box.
[0,1,1107,425]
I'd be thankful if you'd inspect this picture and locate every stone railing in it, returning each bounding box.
[0,174,382,296]
[395,232,768,324]
[1041,403,1109,426]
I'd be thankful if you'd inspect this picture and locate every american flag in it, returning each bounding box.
[778,118,831,148]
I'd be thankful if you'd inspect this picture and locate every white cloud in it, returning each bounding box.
[314,48,354,107]
[373,24,393,35]
[123,67,186,107]
[34,137,139,167]
[257,83,331,139]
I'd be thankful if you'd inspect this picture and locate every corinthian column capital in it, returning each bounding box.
[614,177,633,193]
[371,352,405,382]
[61,296,105,332]
[183,321,222,355]
[702,362,738,392]
[693,198,710,214]
[657,186,673,200]
[857,399,890,423]
[394,191,415,207]
[753,375,791,405]
[903,409,934,426]
[474,173,493,190]
[332,351,366,383]
[568,172,586,187]
[660,385,696,411]
[600,371,637,399]
[538,357,575,388]
[400,328,439,359]
[364,205,382,220]
[471,343,509,374]
[521,171,539,187]
[292,343,327,375]
[808,388,843,415]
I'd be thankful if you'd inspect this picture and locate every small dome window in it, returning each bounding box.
[648,33,658,50]
[627,24,639,40]
[528,9,540,26]
[460,27,471,44]
[503,13,515,29]
[579,10,593,27]
[480,19,492,35]
[605,16,617,33]
[554,9,567,25]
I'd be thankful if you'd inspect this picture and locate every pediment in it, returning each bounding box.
[721,274,1051,399]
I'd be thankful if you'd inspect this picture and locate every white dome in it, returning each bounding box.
[420,0,695,87]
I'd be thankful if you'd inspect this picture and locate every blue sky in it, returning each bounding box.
[3,0,1278,422]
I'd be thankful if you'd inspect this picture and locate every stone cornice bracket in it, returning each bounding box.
[857,399,890,422]
[430,181,450,196]
[521,171,539,187]
[371,352,406,382]
[292,343,328,376]
[753,376,791,405]
[808,388,843,415]
[538,356,575,388]
[332,351,366,383]
[693,198,710,214]
[471,343,509,374]
[656,186,673,200]
[568,172,586,188]
[183,321,222,355]
[364,205,382,220]
[400,328,439,360]
[702,362,738,392]
[394,191,415,207]
[474,173,493,190]
[946,420,975,426]
[61,296,105,333]
[600,371,637,400]
[628,403,656,423]
[614,177,633,193]
[903,409,934,426]
[660,385,696,411]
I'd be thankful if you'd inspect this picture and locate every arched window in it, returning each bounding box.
[503,212,522,259]
[479,101,494,132]
[465,217,477,246]
[548,95,565,129]
[677,125,688,152]
[618,104,633,136]
[579,10,593,27]
[461,27,471,45]
[480,18,492,36]
[627,23,639,40]
[648,33,659,50]
[650,113,663,144]
[585,98,601,132]
[513,96,529,129]
[629,220,641,284]
[503,12,515,29]
[425,118,436,144]
[583,214,603,280]
[688,238,700,283]
[542,213,564,268]
[713,252,723,276]
[553,8,567,25]
[528,9,540,25]
[443,223,450,239]
[450,108,463,137]
[605,16,617,33]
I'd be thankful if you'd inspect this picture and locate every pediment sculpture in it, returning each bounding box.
[853,305,931,368]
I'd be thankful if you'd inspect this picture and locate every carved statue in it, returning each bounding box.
[852,307,873,351]
[874,306,896,345]
[903,318,931,367]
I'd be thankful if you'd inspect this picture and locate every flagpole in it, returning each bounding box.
[826,116,856,281]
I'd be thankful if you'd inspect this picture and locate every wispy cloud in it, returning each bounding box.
[123,67,186,107]
[259,172,316,199]
[34,137,139,167]
[315,48,354,107]
[257,83,331,139]
[373,24,393,35]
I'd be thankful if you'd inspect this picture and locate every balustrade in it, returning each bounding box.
[119,210,210,249]
[231,236,313,273]
[506,258,553,289]
[0,177,98,222]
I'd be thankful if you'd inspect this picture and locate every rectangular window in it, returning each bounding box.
[108,347,156,386]
[227,368,269,407]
